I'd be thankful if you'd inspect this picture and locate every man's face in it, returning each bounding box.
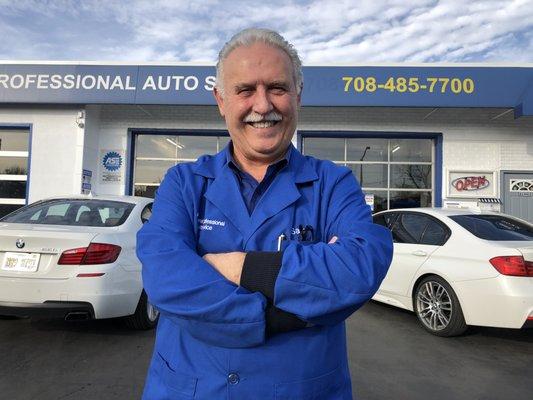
[214,42,301,164]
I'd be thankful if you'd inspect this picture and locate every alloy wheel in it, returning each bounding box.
[416,280,453,332]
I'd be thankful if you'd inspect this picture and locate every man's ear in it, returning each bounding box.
[213,87,225,117]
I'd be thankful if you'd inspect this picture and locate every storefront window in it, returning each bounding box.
[0,129,29,217]
[303,136,434,211]
[133,133,229,198]
[303,138,344,161]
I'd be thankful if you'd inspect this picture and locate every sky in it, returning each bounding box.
[0,0,531,64]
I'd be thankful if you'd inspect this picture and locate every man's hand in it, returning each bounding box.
[203,252,246,285]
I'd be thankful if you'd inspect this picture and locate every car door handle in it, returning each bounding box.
[412,250,427,257]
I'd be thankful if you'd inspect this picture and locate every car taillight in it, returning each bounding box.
[58,243,121,265]
[489,256,533,277]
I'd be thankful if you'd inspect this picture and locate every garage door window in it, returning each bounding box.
[133,133,230,198]
[302,137,433,212]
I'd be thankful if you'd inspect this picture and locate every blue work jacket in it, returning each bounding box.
[137,144,393,400]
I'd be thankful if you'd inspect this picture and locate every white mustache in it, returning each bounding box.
[243,111,282,123]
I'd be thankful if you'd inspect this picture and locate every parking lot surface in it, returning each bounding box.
[0,301,531,400]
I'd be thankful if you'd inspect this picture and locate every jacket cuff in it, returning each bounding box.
[265,305,308,336]
[240,251,282,302]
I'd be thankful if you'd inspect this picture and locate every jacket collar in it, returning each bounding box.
[192,142,318,184]
[193,142,318,241]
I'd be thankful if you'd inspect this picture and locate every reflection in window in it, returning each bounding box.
[133,133,229,199]
[0,130,29,152]
[390,139,432,162]
[389,191,431,209]
[421,220,449,245]
[347,164,388,188]
[391,165,432,189]
[392,214,429,244]
[0,129,29,218]
[134,160,175,184]
[303,138,344,161]
[347,138,388,161]
[0,158,27,175]
[303,136,434,211]
[0,181,27,198]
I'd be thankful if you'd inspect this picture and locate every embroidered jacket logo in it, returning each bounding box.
[198,218,226,231]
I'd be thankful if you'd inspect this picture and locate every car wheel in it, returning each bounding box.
[414,276,467,337]
[123,290,159,330]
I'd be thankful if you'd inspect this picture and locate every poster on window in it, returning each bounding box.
[100,149,124,184]
[447,170,497,198]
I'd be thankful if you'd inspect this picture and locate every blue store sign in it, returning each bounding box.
[0,63,532,116]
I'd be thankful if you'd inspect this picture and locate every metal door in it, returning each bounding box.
[502,172,533,223]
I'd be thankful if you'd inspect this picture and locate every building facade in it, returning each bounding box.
[1,63,532,221]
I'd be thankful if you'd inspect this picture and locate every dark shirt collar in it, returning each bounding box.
[225,141,291,178]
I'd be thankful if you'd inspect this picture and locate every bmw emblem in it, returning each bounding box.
[16,238,25,249]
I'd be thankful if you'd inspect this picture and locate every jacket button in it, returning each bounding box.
[227,373,240,385]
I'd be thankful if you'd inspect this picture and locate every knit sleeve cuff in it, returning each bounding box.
[240,251,283,302]
[265,305,308,336]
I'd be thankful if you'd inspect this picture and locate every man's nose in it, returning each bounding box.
[252,87,273,115]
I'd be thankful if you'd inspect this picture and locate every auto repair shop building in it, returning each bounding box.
[0,62,532,222]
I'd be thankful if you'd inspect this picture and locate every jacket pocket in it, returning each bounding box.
[275,366,345,400]
[156,352,198,399]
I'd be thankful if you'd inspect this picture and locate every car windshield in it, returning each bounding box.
[449,214,533,241]
[0,199,135,227]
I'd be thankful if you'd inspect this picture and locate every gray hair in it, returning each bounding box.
[215,28,303,96]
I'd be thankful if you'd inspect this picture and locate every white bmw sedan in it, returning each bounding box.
[372,208,533,337]
[0,195,158,329]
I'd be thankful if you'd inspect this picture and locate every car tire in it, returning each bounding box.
[414,276,467,337]
[123,290,159,330]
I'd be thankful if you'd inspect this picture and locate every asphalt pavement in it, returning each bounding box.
[0,301,531,400]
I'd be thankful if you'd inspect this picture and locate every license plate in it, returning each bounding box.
[1,252,41,272]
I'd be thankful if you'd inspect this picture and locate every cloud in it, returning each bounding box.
[0,0,531,63]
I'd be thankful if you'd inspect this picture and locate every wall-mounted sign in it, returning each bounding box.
[0,64,532,115]
[81,169,92,194]
[100,150,124,184]
[365,194,375,211]
[447,170,497,198]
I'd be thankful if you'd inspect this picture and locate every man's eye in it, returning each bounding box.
[271,87,287,94]
[238,89,253,95]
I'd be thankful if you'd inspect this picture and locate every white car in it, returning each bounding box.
[372,208,533,337]
[0,195,158,329]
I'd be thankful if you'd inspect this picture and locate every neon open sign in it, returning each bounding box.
[451,176,490,191]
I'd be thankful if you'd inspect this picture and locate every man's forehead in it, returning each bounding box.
[222,43,294,84]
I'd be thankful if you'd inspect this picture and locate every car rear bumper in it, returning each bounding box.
[454,275,533,329]
[0,301,94,319]
[0,266,141,319]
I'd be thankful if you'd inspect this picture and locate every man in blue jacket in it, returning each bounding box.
[137,28,393,399]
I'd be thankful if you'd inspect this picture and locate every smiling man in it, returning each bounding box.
[137,28,393,399]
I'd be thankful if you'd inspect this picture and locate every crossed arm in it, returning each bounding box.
[138,166,393,348]
[203,235,338,286]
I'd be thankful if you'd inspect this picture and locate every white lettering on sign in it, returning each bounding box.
[141,75,200,91]
[0,73,216,93]
[204,76,216,91]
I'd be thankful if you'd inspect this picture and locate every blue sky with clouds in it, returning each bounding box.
[0,0,531,64]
